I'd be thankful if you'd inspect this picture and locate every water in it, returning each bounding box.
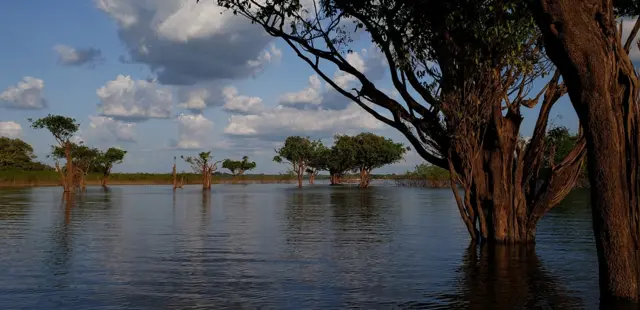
[0,184,599,309]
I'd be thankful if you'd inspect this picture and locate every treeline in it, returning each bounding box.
[273,133,407,188]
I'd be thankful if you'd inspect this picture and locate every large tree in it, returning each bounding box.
[95,147,127,188]
[222,156,257,180]
[183,151,221,190]
[530,0,640,301]
[208,0,586,243]
[305,142,329,184]
[273,136,321,188]
[29,114,80,193]
[0,137,51,171]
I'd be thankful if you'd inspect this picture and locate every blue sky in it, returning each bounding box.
[2,0,621,174]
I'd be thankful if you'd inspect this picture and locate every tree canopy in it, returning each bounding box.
[29,114,79,146]
[0,137,51,171]
[222,156,257,176]
[273,136,322,187]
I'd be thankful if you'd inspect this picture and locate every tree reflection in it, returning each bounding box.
[411,243,585,309]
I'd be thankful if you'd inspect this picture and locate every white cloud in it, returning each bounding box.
[0,77,48,110]
[222,86,264,115]
[53,44,104,67]
[224,102,384,138]
[277,48,387,111]
[172,113,214,149]
[0,121,22,138]
[97,0,277,85]
[97,75,173,122]
[177,88,214,112]
[278,75,323,108]
[88,116,136,142]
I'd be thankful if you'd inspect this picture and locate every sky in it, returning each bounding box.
[0,1,636,174]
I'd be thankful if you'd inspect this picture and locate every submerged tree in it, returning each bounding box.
[350,133,408,188]
[29,114,80,193]
[51,143,100,191]
[530,0,640,301]
[183,151,221,190]
[305,143,329,184]
[222,156,257,180]
[207,0,586,243]
[95,148,127,188]
[273,136,320,188]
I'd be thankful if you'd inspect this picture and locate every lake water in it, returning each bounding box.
[0,183,599,309]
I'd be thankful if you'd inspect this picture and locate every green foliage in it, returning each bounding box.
[51,143,101,171]
[406,163,450,180]
[273,136,322,172]
[0,137,51,171]
[350,132,408,171]
[222,156,257,175]
[182,151,220,173]
[28,114,79,145]
[95,148,127,175]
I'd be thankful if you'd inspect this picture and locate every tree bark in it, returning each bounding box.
[531,0,640,301]
[63,142,74,194]
[359,168,371,188]
[308,172,316,184]
[101,171,109,188]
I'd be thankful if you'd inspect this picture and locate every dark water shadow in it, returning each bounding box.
[400,244,585,309]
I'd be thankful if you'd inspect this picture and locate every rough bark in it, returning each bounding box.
[101,170,110,188]
[172,163,179,190]
[358,168,372,188]
[531,0,640,301]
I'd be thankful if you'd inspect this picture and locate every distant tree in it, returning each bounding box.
[94,148,127,188]
[325,135,359,185]
[29,114,80,193]
[305,142,328,184]
[273,136,320,188]
[350,133,408,188]
[183,151,221,190]
[222,156,257,179]
[0,137,51,171]
[51,143,100,191]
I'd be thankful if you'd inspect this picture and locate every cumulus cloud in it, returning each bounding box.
[224,102,384,138]
[177,88,215,112]
[0,77,48,110]
[0,121,22,138]
[97,75,173,122]
[88,116,136,142]
[221,86,264,115]
[97,0,278,85]
[53,44,104,67]
[278,48,387,110]
[171,113,214,150]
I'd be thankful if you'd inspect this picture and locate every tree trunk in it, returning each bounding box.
[531,1,640,301]
[101,171,109,188]
[172,163,178,190]
[358,168,371,188]
[63,142,74,194]
[297,170,303,188]
[309,172,315,184]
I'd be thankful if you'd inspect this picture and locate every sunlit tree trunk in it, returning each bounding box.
[63,142,74,194]
[531,1,640,301]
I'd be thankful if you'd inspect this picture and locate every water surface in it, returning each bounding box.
[0,184,597,309]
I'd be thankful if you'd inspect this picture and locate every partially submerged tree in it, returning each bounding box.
[273,136,320,188]
[95,148,127,188]
[208,0,586,243]
[222,156,257,180]
[51,143,100,191]
[305,143,329,184]
[350,133,407,188]
[29,114,80,193]
[530,0,640,301]
[0,137,51,171]
[183,151,221,190]
[326,134,358,185]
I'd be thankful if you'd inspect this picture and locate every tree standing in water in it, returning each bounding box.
[95,148,127,188]
[29,114,80,194]
[206,0,585,243]
[273,136,319,188]
[222,156,257,181]
[183,151,221,190]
